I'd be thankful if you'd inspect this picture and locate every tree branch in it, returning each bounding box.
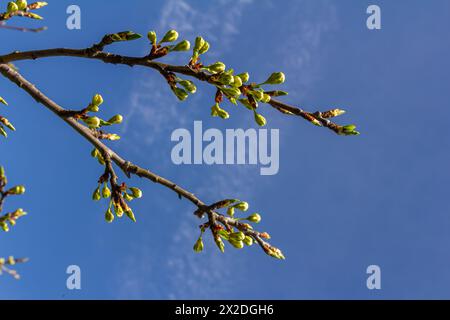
[0,63,284,258]
[0,42,355,135]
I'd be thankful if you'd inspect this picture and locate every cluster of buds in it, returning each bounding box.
[0,256,28,280]
[0,166,27,233]
[71,94,123,141]
[0,97,15,138]
[147,29,191,60]
[193,199,285,260]
[166,74,197,102]
[186,37,287,127]
[0,208,27,232]
[1,1,47,20]
[92,178,143,224]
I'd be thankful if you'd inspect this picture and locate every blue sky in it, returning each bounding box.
[1,0,450,299]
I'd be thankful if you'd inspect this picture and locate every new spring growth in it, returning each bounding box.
[246,213,261,224]
[0,209,27,232]
[254,112,267,127]
[87,94,103,112]
[102,184,111,198]
[233,201,249,212]
[129,187,143,199]
[8,185,25,195]
[211,103,229,119]
[110,31,142,42]
[261,72,286,85]
[105,208,114,223]
[107,114,123,125]
[16,0,27,11]
[170,40,191,52]
[92,186,101,201]
[193,236,204,253]
[192,36,210,54]
[160,30,178,44]
[172,87,189,101]
[147,31,157,45]
[7,2,18,13]
[340,124,360,136]
[83,116,101,128]
[203,62,226,74]
[177,80,197,94]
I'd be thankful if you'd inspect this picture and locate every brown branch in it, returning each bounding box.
[0,63,207,210]
[0,62,284,258]
[0,44,351,134]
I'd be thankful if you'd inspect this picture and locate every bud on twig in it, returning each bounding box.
[147,31,157,45]
[262,72,285,85]
[171,40,191,52]
[160,30,178,43]
[246,213,261,223]
[193,237,204,253]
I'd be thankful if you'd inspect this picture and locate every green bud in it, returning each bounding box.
[111,31,142,42]
[221,87,241,98]
[193,237,204,253]
[178,80,197,94]
[7,256,15,265]
[246,213,261,223]
[172,87,189,101]
[0,97,8,105]
[0,126,7,138]
[147,31,157,44]
[261,93,271,103]
[160,29,179,43]
[0,166,5,180]
[218,109,229,119]
[83,116,101,128]
[129,187,143,199]
[215,237,225,253]
[16,0,27,10]
[125,209,137,222]
[254,112,267,127]
[114,203,124,217]
[8,185,25,195]
[234,201,249,211]
[123,193,134,202]
[227,207,235,217]
[218,73,234,86]
[198,41,210,55]
[193,36,206,53]
[232,76,243,88]
[91,94,104,107]
[107,114,123,125]
[102,185,111,198]
[243,236,253,246]
[230,231,245,241]
[262,72,286,85]
[229,239,244,249]
[171,40,191,52]
[105,208,114,223]
[237,72,250,83]
[7,2,18,13]
[250,90,264,101]
[92,186,101,201]
[1,222,9,232]
[204,62,226,74]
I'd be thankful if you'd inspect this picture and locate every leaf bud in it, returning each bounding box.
[262,72,286,85]
[160,29,179,43]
